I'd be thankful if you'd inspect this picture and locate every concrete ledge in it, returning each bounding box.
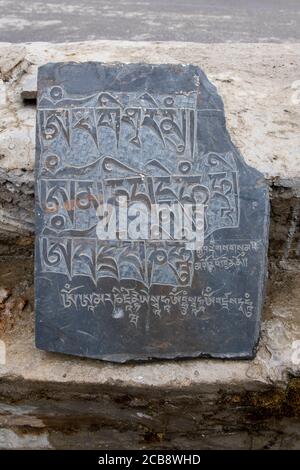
[0,259,299,392]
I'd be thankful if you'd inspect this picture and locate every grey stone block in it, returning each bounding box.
[35,62,269,362]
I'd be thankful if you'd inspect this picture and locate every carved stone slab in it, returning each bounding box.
[35,63,269,362]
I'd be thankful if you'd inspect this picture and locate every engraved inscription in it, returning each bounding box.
[35,63,269,361]
[37,89,240,287]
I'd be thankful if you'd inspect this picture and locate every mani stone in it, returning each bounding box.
[35,62,269,362]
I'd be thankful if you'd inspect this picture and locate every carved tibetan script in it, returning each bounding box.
[35,63,269,361]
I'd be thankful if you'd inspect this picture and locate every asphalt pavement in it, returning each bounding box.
[0,0,299,43]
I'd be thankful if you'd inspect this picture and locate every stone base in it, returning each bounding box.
[0,259,299,449]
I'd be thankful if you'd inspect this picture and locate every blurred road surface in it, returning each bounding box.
[0,0,299,43]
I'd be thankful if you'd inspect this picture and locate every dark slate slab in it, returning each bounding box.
[35,63,269,362]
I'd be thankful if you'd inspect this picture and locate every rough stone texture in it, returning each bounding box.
[0,41,300,449]
[35,62,269,362]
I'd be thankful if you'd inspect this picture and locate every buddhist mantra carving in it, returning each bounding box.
[35,63,269,361]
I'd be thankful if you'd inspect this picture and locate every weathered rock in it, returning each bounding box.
[21,74,36,101]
